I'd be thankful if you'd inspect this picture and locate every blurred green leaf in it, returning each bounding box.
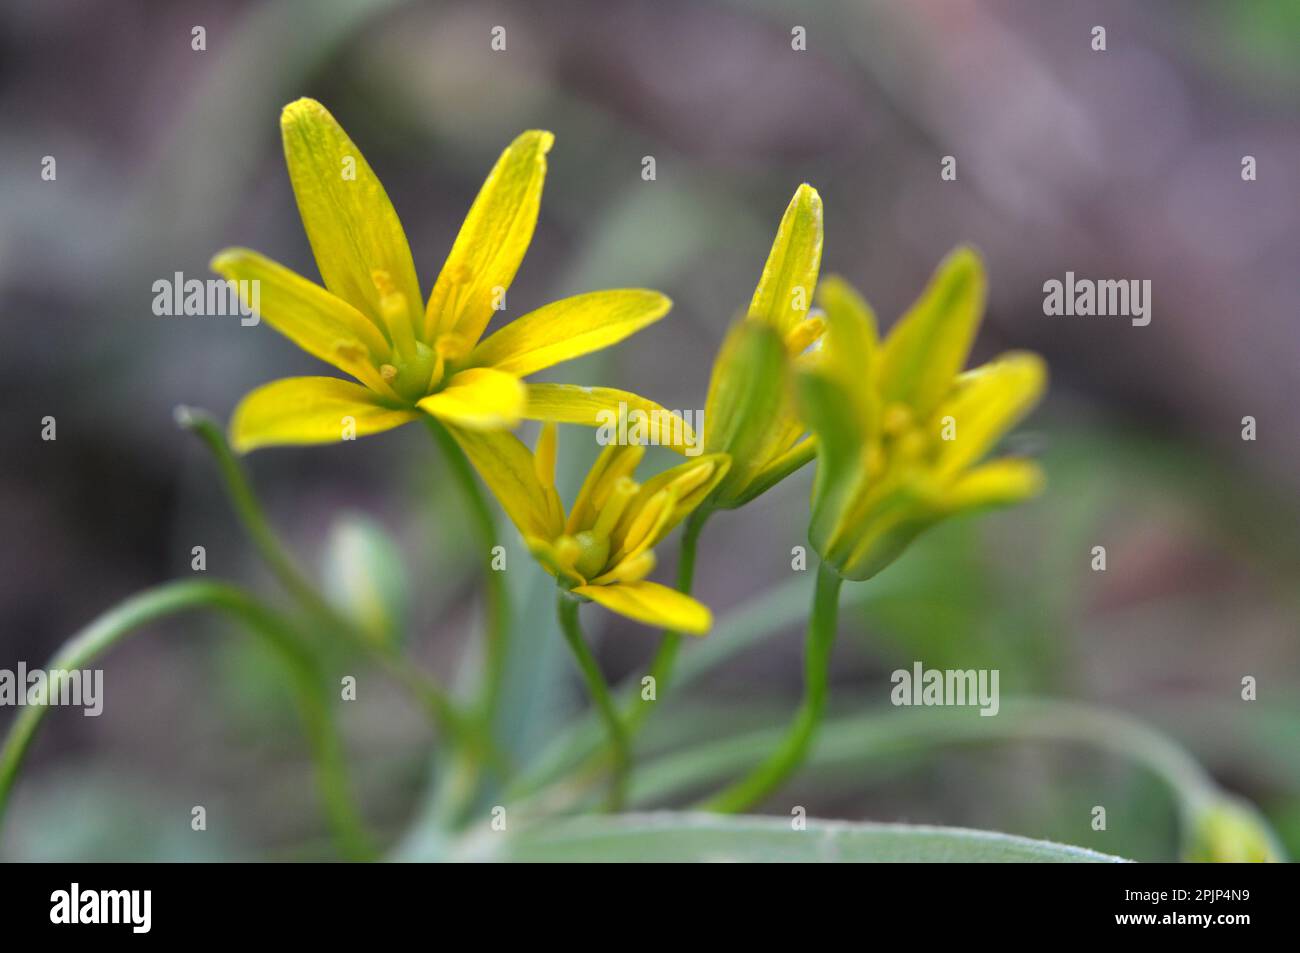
[321,513,409,649]
[479,813,1126,862]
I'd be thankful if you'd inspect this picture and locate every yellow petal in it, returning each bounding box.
[590,550,656,585]
[816,275,878,366]
[524,535,584,586]
[573,581,712,635]
[817,275,881,443]
[933,352,1047,480]
[613,453,730,556]
[534,421,558,489]
[417,367,527,430]
[748,184,823,336]
[425,130,553,344]
[446,429,562,540]
[470,290,671,377]
[230,376,417,453]
[940,458,1044,514]
[210,248,398,398]
[523,383,699,455]
[879,246,986,418]
[280,99,422,342]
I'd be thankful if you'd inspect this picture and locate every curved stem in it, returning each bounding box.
[177,408,462,734]
[557,592,629,811]
[625,508,709,735]
[423,418,510,725]
[0,580,373,859]
[700,561,843,813]
[177,408,331,617]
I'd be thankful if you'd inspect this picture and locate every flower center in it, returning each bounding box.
[383,340,441,403]
[571,531,611,580]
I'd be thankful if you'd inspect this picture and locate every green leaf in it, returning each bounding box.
[321,514,408,648]
[478,813,1127,862]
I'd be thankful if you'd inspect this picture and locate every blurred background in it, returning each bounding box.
[1,0,1297,861]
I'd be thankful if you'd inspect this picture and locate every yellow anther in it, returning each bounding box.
[435,333,471,363]
[380,364,398,381]
[333,340,366,363]
[883,403,913,436]
[372,269,416,356]
[784,314,826,355]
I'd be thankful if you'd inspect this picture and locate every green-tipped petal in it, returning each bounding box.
[748,184,823,336]
[797,369,868,558]
[879,246,986,418]
[704,320,794,505]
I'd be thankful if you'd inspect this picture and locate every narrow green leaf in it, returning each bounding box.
[480,813,1127,863]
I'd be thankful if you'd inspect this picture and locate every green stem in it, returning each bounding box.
[700,561,843,813]
[177,408,462,734]
[625,508,709,735]
[423,418,510,725]
[557,592,629,811]
[0,580,373,859]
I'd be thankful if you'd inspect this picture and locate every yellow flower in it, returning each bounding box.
[451,425,729,634]
[799,247,1047,581]
[702,184,824,508]
[1184,796,1285,863]
[213,99,674,452]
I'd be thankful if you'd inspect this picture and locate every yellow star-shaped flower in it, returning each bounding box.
[800,248,1048,580]
[213,99,674,452]
[452,424,729,634]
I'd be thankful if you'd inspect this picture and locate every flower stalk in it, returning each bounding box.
[556,591,630,811]
[700,561,842,812]
[625,506,710,735]
[424,417,510,726]
[178,408,471,741]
